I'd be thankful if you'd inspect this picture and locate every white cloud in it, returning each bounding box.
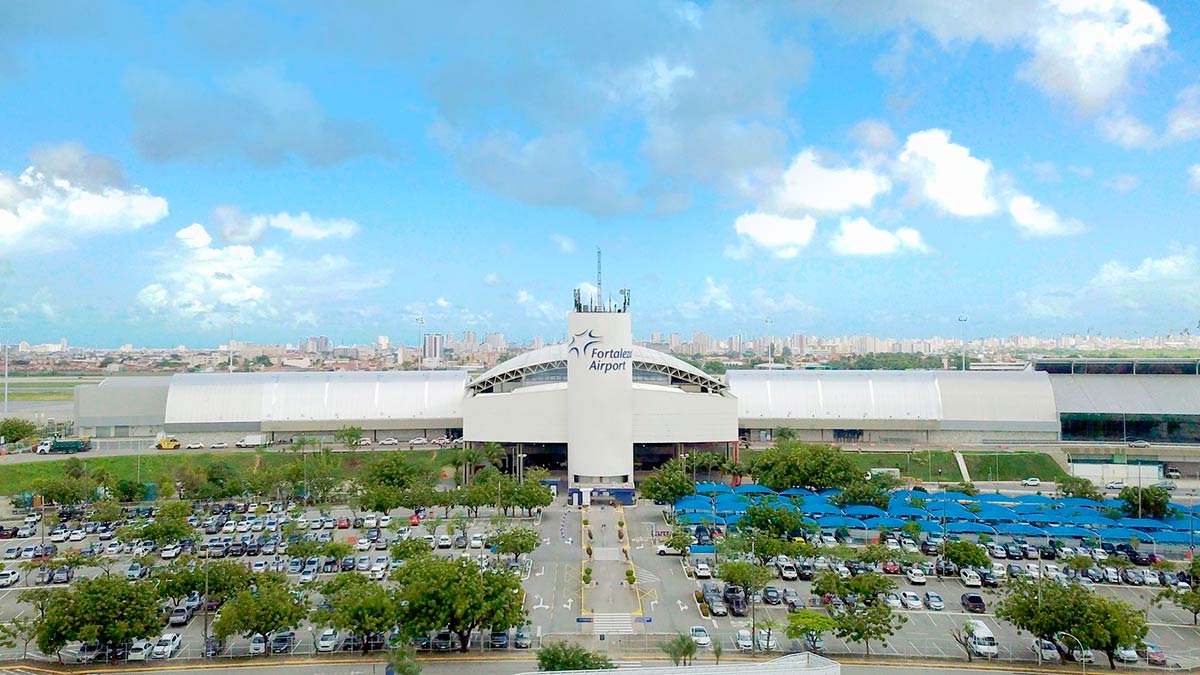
[770,149,891,215]
[1030,161,1061,183]
[727,212,816,259]
[483,272,503,287]
[896,129,997,217]
[0,143,168,252]
[1166,84,1200,142]
[1022,290,1080,319]
[550,233,577,254]
[749,288,815,315]
[849,119,897,150]
[626,57,696,109]
[1189,164,1200,192]
[1104,173,1141,192]
[1008,193,1086,238]
[1097,110,1156,148]
[515,289,559,322]
[679,277,734,317]
[830,217,929,256]
[137,223,388,328]
[1069,165,1095,177]
[213,205,360,244]
[1090,248,1200,309]
[1018,0,1169,112]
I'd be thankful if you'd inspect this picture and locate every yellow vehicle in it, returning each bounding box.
[155,437,181,450]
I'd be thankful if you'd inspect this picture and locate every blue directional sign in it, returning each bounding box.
[575,617,594,623]
[635,617,653,623]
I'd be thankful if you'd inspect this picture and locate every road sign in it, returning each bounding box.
[635,617,653,623]
[575,617,594,623]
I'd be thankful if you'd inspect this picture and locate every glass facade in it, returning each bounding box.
[1060,413,1200,444]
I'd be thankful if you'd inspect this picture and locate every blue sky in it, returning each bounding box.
[1,1,1199,348]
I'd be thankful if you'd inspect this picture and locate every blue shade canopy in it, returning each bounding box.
[695,482,733,495]
[927,491,973,502]
[818,488,843,497]
[912,520,945,533]
[842,504,888,517]
[674,496,712,510]
[926,502,976,520]
[1056,506,1100,518]
[1012,503,1047,514]
[887,505,930,519]
[676,512,720,525]
[713,493,751,507]
[975,505,1021,522]
[1013,494,1052,504]
[1058,497,1103,508]
[945,521,996,534]
[817,515,867,529]
[1149,531,1195,544]
[1167,516,1200,530]
[1073,514,1119,527]
[781,487,816,497]
[734,484,776,495]
[1027,513,1067,524]
[1118,518,1173,531]
[1044,525,1098,539]
[722,513,745,526]
[973,493,1013,503]
[1168,502,1192,513]
[802,503,842,516]
[1098,528,1155,542]
[1100,499,1126,509]
[863,517,908,530]
[994,523,1049,537]
[800,496,831,508]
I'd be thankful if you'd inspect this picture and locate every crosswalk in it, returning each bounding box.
[592,612,635,634]
[634,566,661,583]
[0,669,40,675]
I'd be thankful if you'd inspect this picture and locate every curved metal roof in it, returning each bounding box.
[727,369,1058,431]
[468,344,725,394]
[164,370,469,426]
[1049,374,1200,415]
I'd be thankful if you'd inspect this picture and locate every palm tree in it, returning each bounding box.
[459,447,482,483]
[481,442,507,472]
[659,634,689,666]
[334,426,364,454]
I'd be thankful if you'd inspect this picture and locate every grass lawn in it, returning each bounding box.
[3,390,75,401]
[0,449,442,496]
[961,452,1067,482]
[845,450,962,483]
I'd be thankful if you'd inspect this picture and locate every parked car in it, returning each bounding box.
[959,569,981,587]
[248,634,267,655]
[961,592,986,613]
[923,591,945,610]
[270,631,297,654]
[900,591,922,609]
[762,586,782,605]
[317,628,341,652]
[1021,477,1041,486]
[1139,642,1167,666]
[1105,480,1127,490]
[694,562,712,579]
[151,633,182,659]
[1032,638,1058,661]
[515,625,532,649]
[906,567,927,585]
[735,629,754,652]
[689,625,711,647]
[127,639,153,661]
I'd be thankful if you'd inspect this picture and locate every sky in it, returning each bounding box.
[1,1,1199,348]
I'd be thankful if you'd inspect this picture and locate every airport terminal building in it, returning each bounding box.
[75,304,1200,496]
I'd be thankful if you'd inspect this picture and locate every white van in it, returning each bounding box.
[966,620,998,658]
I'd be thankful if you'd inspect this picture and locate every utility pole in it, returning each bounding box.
[3,322,9,416]
[958,315,968,371]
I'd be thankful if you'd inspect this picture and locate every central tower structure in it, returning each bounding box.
[566,253,634,489]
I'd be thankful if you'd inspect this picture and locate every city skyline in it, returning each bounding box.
[2,2,1200,346]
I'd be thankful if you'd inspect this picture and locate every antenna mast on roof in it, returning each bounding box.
[596,248,602,312]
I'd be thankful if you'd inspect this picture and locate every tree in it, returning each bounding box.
[742,504,805,538]
[514,469,554,515]
[0,616,38,660]
[831,474,900,510]
[387,644,423,675]
[996,577,1091,664]
[785,609,838,647]
[718,561,774,597]
[481,442,507,471]
[332,425,363,454]
[1077,594,1148,669]
[536,642,614,670]
[756,617,782,653]
[37,574,162,659]
[750,442,861,492]
[125,500,196,545]
[0,417,37,443]
[829,600,906,656]
[212,580,309,653]
[493,528,540,561]
[950,621,978,662]
[1158,585,1200,625]
[1117,485,1172,520]
[313,574,399,655]
[1057,475,1103,502]
[659,633,695,666]
[639,461,695,506]
[393,556,526,653]
[712,639,723,664]
[664,525,694,554]
[940,540,989,570]
[392,538,433,562]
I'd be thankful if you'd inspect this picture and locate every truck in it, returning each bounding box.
[36,438,92,455]
[235,434,268,448]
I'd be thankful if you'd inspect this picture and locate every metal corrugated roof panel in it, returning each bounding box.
[1050,374,1200,415]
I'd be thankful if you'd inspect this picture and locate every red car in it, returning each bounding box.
[881,560,900,574]
[336,517,350,529]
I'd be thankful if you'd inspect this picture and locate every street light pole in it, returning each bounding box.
[1060,631,1086,675]
[416,316,425,372]
[958,315,968,371]
[3,323,9,416]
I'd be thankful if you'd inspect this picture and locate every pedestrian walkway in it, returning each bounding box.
[592,612,635,634]
[953,450,971,482]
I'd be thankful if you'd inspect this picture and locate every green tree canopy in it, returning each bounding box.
[640,460,695,506]
[493,527,540,561]
[393,556,526,653]
[717,561,774,595]
[313,573,400,654]
[212,578,308,652]
[785,609,838,643]
[536,641,614,670]
[36,575,161,657]
[1118,485,1172,520]
[750,442,861,492]
[0,418,37,443]
[940,540,989,570]
[1057,475,1102,501]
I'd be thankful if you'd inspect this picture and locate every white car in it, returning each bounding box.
[161,544,181,559]
[185,442,205,449]
[735,629,753,652]
[0,570,20,587]
[409,437,429,446]
[248,633,267,655]
[882,591,902,608]
[151,632,182,659]
[127,639,153,661]
[1105,480,1127,490]
[756,629,779,651]
[210,442,228,449]
[906,568,927,585]
[1021,477,1041,486]
[690,625,711,647]
[316,628,341,652]
[1032,639,1058,661]
[1115,644,1139,662]
[299,569,316,584]
[358,438,373,446]
[960,569,981,587]
[379,437,399,446]
[433,436,450,445]
[1026,564,1042,579]
[694,563,712,579]
[900,591,922,609]
[470,534,484,549]
[1042,563,1061,578]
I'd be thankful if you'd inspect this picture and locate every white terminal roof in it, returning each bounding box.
[163,370,468,430]
[727,369,1060,431]
[468,344,725,393]
[1050,374,1200,415]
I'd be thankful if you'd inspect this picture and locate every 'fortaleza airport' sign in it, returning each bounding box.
[568,330,631,373]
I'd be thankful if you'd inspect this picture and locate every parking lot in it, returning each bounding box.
[4,495,1200,667]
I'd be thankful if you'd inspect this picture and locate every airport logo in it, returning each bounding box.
[568,329,631,373]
